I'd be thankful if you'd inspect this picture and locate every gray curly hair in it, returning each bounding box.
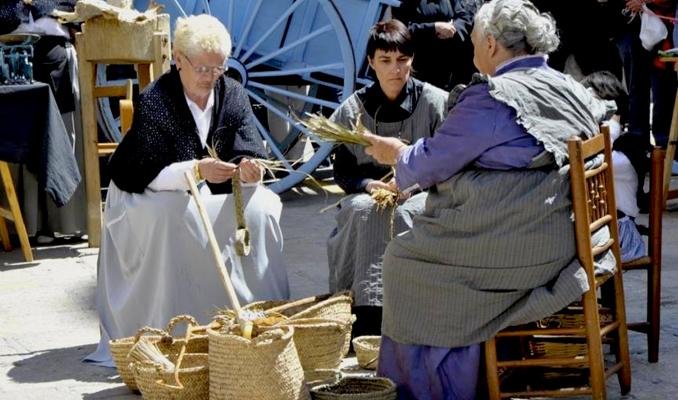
[474,0,559,55]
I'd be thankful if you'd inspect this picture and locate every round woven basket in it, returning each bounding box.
[275,317,355,371]
[305,369,342,388]
[132,353,209,400]
[208,325,310,400]
[310,377,397,400]
[352,336,380,370]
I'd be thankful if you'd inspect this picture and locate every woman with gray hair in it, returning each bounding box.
[86,14,290,366]
[363,0,616,397]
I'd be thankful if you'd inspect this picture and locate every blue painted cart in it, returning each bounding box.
[99,0,399,192]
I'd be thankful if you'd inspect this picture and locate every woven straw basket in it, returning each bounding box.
[352,336,380,370]
[305,369,342,388]
[242,292,352,321]
[208,325,310,400]
[110,315,208,391]
[529,308,613,359]
[275,316,355,371]
[132,353,209,400]
[310,377,397,400]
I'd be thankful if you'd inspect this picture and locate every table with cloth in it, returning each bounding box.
[0,82,81,232]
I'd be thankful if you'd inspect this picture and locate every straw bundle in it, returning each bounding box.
[298,113,371,146]
[371,188,398,211]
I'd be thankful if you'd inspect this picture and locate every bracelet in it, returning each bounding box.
[193,161,203,182]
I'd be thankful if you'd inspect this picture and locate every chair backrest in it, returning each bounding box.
[567,127,623,283]
[647,148,665,261]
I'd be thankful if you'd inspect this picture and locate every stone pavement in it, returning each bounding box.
[1,188,678,399]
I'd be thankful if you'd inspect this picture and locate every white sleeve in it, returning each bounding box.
[147,160,197,191]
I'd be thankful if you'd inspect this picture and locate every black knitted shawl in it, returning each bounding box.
[109,65,266,194]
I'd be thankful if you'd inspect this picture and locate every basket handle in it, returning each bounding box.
[133,326,170,344]
[165,315,199,336]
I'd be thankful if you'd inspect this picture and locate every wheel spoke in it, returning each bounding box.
[233,0,263,59]
[249,110,294,169]
[248,63,343,78]
[246,88,324,144]
[248,80,339,109]
[169,0,188,17]
[240,0,309,63]
[304,75,343,91]
[226,0,234,37]
[245,24,332,70]
[202,0,210,14]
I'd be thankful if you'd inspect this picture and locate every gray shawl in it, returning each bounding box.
[488,67,616,166]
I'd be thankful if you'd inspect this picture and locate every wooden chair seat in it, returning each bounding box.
[484,128,632,399]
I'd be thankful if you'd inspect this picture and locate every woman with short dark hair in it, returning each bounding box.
[327,19,448,338]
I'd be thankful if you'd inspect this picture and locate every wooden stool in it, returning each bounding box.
[0,161,33,262]
[75,15,171,247]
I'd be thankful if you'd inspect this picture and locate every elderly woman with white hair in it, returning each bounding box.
[364,0,616,397]
[85,15,290,366]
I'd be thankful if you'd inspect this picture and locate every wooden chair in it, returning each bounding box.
[0,161,33,262]
[484,129,632,399]
[622,147,665,363]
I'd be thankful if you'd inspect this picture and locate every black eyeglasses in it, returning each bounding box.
[182,53,226,76]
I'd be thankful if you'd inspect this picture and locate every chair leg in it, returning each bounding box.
[0,162,33,262]
[612,273,632,393]
[484,339,501,400]
[648,262,661,363]
[0,215,11,251]
[582,288,607,400]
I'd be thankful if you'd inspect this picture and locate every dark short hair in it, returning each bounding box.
[581,70,628,118]
[366,19,414,59]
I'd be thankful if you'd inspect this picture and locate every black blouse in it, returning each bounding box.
[108,65,266,194]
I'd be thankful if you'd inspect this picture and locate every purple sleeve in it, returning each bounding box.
[395,84,504,190]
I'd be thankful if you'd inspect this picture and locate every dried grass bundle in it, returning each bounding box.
[128,338,175,372]
[215,308,290,339]
[371,188,398,211]
[298,113,372,146]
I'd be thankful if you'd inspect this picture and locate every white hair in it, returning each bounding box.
[173,14,232,59]
[474,0,559,55]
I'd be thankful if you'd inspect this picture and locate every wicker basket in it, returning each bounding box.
[528,307,614,359]
[240,292,353,322]
[305,369,342,388]
[352,336,380,370]
[310,377,397,400]
[110,315,208,392]
[132,353,209,400]
[208,325,310,400]
[110,327,169,391]
[275,317,355,371]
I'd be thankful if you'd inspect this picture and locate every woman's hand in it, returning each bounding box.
[198,158,237,183]
[238,158,264,183]
[364,132,408,166]
[435,21,457,39]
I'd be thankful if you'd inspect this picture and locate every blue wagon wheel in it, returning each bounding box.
[102,0,358,193]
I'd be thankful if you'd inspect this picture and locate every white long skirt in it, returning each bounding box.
[85,182,290,366]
